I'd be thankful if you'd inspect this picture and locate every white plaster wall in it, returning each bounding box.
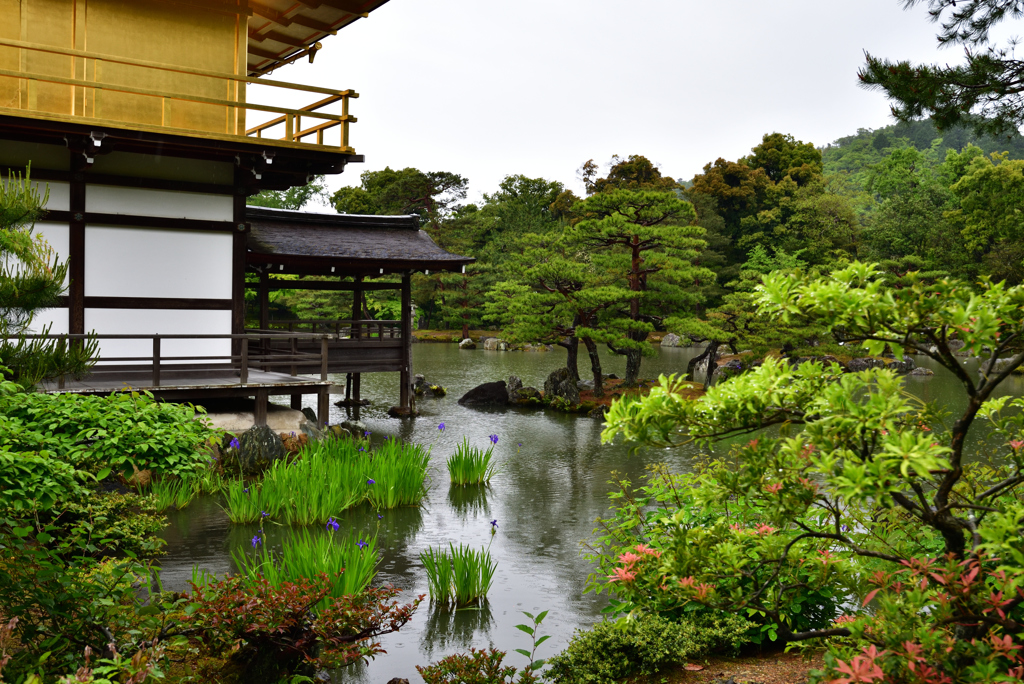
[29,308,69,335]
[84,226,232,299]
[85,309,231,364]
[86,186,233,221]
[33,222,70,288]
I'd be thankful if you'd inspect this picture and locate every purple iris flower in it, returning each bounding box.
[251,534,261,548]
[489,434,499,445]
[357,539,367,549]
[229,438,240,450]
[490,519,498,529]
[327,517,340,532]
[367,478,375,485]
[438,422,445,432]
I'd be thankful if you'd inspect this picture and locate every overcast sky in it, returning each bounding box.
[254,0,992,203]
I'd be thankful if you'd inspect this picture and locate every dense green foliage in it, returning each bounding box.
[546,612,751,684]
[0,376,219,511]
[601,263,1024,682]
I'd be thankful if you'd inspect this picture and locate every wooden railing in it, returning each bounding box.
[10,332,333,389]
[255,319,402,339]
[0,38,357,152]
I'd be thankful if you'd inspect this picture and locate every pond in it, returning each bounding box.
[157,343,1024,682]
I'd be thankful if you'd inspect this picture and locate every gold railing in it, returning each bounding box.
[0,38,357,152]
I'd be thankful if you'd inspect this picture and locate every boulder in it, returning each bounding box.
[507,376,542,405]
[982,357,1024,376]
[327,424,353,439]
[234,425,286,475]
[341,419,368,436]
[482,337,500,350]
[413,374,447,398]
[909,367,935,376]
[459,338,477,350]
[544,367,580,405]
[300,406,318,424]
[660,333,682,347]
[458,380,509,407]
[497,340,509,351]
[846,356,916,374]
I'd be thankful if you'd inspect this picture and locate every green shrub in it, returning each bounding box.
[417,648,537,684]
[0,384,220,510]
[546,612,752,684]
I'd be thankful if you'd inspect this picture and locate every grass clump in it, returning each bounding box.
[446,438,498,486]
[419,543,496,606]
[222,436,430,525]
[545,612,752,683]
[233,529,379,603]
[144,477,197,511]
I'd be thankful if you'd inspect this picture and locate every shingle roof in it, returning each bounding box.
[245,207,473,272]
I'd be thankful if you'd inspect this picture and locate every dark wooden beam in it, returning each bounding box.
[248,28,311,48]
[246,279,402,291]
[232,171,248,348]
[400,270,412,411]
[68,160,86,335]
[249,2,339,33]
[45,210,239,232]
[54,296,233,310]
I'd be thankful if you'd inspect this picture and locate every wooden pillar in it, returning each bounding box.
[254,388,268,426]
[231,171,248,356]
[317,386,329,429]
[400,270,412,411]
[68,158,86,336]
[258,270,269,331]
[352,276,362,405]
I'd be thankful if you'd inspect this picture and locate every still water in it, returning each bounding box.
[157,344,1024,681]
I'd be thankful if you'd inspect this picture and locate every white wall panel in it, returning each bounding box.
[84,226,232,299]
[34,222,70,288]
[39,181,70,211]
[86,185,233,221]
[28,308,69,335]
[85,309,231,364]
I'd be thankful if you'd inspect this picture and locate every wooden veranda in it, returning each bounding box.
[244,207,473,417]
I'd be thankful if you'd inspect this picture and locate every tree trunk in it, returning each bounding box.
[560,335,580,382]
[582,336,604,397]
[686,341,720,386]
[462,321,469,340]
[623,329,646,386]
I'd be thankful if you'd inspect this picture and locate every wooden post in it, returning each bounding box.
[254,388,268,426]
[240,337,249,384]
[400,270,412,412]
[352,276,362,408]
[152,335,161,387]
[259,270,269,331]
[231,173,248,359]
[320,336,329,381]
[291,394,302,410]
[289,336,297,377]
[68,156,86,337]
[317,386,329,429]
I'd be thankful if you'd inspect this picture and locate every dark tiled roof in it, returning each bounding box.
[245,207,472,269]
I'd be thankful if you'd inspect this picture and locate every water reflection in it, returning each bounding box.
[419,603,495,660]
[447,485,490,517]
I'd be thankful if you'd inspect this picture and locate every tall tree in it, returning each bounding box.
[438,263,491,340]
[1,170,95,386]
[860,0,1024,136]
[247,175,329,210]
[568,190,711,386]
[486,233,632,394]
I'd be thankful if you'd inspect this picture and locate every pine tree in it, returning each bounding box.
[568,190,712,386]
[1,169,95,386]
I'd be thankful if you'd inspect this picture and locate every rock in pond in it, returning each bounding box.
[458,380,509,407]
[544,367,580,404]
[482,337,507,351]
[909,367,935,376]
[459,338,477,350]
[846,356,916,374]
[660,332,682,347]
[413,373,447,397]
[507,375,542,405]
[235,425,286,475]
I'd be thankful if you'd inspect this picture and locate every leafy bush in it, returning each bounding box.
[0,524,180,681]
[587,464,846,643]
[189,573,422,684]
[0,385,220,509]
[601,263,1024,682]
[417,648,538,684]
[545,612,752,684]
